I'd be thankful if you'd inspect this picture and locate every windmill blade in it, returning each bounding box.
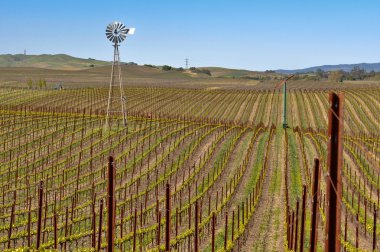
[120,33,127,40]
[106,21,135,43]
[117,22,123,30]
[120,27,129,34]
[120,24,127,31]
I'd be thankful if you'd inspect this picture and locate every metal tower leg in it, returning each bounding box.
[105,42,128,130]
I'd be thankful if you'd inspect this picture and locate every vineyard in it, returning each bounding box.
[0,86,379,251]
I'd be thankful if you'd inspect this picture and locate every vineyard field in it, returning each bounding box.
[0,86,379,251]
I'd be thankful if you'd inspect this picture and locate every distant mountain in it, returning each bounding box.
[0,54,111,69]
[276,63,380,74]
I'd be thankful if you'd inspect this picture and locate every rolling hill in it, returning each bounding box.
[0,54,111,69]
[276,63,380,74]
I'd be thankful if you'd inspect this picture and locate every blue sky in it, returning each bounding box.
[0,0,379,70]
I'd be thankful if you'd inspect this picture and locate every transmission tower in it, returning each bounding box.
[185,58,189,69]
[105,21,135,129]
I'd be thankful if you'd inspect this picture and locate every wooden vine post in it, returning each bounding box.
[211,212,216,252]
[325,92,344,252]
[165,183,171,251]
[36,181,44,249]
[310,158,321,252]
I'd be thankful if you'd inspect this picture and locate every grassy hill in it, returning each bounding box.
[202,67,283,79]
[0,54,280,78]
[0,54,111,69]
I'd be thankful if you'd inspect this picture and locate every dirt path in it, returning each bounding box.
[240,130,285,251]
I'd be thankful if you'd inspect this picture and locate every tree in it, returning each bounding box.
[328,70,344,83]
[315,68,327,79]
[350,66,365,80]
[38,79,47,89]
[162,65,172,71]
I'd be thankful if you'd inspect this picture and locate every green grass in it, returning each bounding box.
[287,131,303,207]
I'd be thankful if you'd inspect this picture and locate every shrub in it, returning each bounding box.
[162,65,173,71]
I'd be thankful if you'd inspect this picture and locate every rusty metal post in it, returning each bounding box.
[232,210,235,242]
[290,211,295,249]
[107,156,115,252]
[133,208,137,252]
[27,197,31,248]
[287,214,290,249]
[36,181,44,249]
[176,207,179,237]
[157,211,161,246]
[98,199,104,251]
[344,209,348,246]
[310,158,321,252]
[356,213,359,249]
[52,212,57,249]
[195,200,199,252]
[212,212,216,252]
[325,92,344,252]
[7,202,15,249]
[365,199,367,237]
[165,183,171,251]
[65,206,69,251]
[374,206,377,251]
[295,201,299,251]
[224,210,228,249]
[92,208,96,248]
[300,185,307,252]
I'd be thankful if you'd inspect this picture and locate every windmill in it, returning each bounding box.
[105,21,135,129]
[276,74,295,129]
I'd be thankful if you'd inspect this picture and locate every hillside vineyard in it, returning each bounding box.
[0,87,379,251]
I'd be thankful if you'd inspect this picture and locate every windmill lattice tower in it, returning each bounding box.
[105,21,135,129]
